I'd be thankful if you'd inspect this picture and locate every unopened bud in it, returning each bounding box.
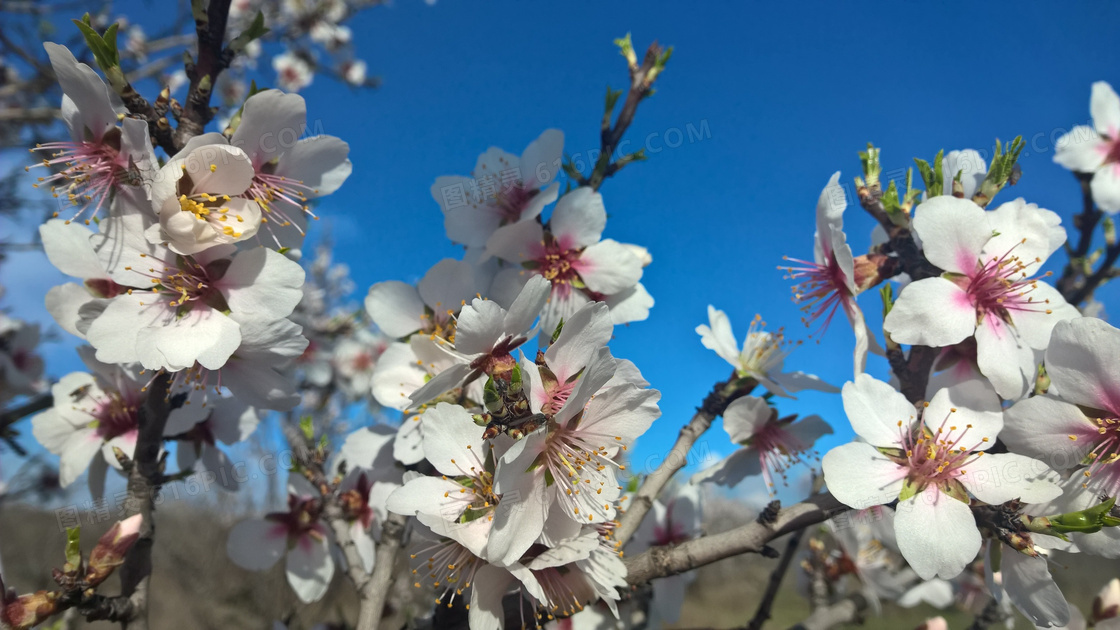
[85,514,142,587]
[1092,578,1120,622]
[1,590,60,629]
[951,178,965,198]
[852,253,897,293]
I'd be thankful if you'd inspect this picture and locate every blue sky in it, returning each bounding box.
[5,0,1120,504]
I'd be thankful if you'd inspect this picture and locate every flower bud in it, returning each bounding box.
[1093,578,1120,622]
[85,514,143,587]
[1,590,60,629]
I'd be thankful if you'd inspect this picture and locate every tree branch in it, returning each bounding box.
[173,0,234,148]
[613,375,756,546]
[356,512,406,630]
[624,492,845,585]
[745,514,807,630]
[114,372,173,630]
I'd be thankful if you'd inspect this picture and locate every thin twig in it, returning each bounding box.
[613,374,755,546]
[745,522,806,630]
[966,598,1009,630]
[624,492,845,585]
[356,513,407,630]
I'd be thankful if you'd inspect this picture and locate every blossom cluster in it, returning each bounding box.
[27,42,352,501]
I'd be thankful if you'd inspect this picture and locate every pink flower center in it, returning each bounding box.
[531,238,584,297]
[895,411,989,489]
[653,502,691,546]
[964,244,1053,325]
[494,183,535,222]
[749,419,815,491]
[266,494,327,546]
[783,254,852,335]
[85,388,142,441]
[29,131,136,223]
[530,564,597,618]
[1073,416,1120,493]
[1104,136,1120,165]
[131,254,227,312]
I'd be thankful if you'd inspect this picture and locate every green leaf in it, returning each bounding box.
[65,526,82,568]
[858,143,881,187]
[550,318,565,345]
[229,11,269,54]
[974,136,1025,207]
[880,284,894,317]
[613,33,636,66]
[299,416,314,442]
[604,85,623,114]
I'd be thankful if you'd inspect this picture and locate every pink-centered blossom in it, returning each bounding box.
[822,374,1061,579]
[29,43,154,223]
[883,195,1079,400]
[1054,82,1120,213]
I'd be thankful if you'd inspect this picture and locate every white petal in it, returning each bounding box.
[721,396,773,443]
[221,247,305,319]
[544,301,612,382]
[418,259,476,316]
[1092,163,1120,214]
[550,187,605,249]
[420,403,486,477]
[1002,396,1094,468]
[40,220,103,279]
[576,239,643,295]
[226,518,287,570]
[958,453,1061,505]
[500,274,550,340]
[285,534,334,603]
[975,314,1037,401]
[275,136,352,196]
[821,442,907,509]
[365,281,425,339]
[469,564,515,630]
[1001,547,1070,627]
[230,89,307,165]
[43,43,116,139]
[1053,126,1106,172]
[58,427,103,487]
[983,198,1066,267]
[351,520,376,574]
[923,378,1003,450]
[884,278,976,347]
[518,129,564,187]
[894,488,980,580]
[1045,317,1120,413]
[911,196,991,274]
[696,305,741,369]
[1092,81,1120,137]
[841,374,916,447]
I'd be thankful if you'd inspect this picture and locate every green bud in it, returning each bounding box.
[859,143,881,188]
[64,526,82,570]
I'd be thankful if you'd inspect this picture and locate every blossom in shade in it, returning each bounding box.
[697,305,837,398]
[691,395,831,491]
[489,348,660,564]
[984,541,1070,627]
[31,347,205,496]
[169,397,259,491]
[406,275,551,408]
[226,475,333,603]
[432,129,563,248]
[0,315,44,403]
[883,196,1078,400]
[822,374,1061,579]
[1054,82,1120,213]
